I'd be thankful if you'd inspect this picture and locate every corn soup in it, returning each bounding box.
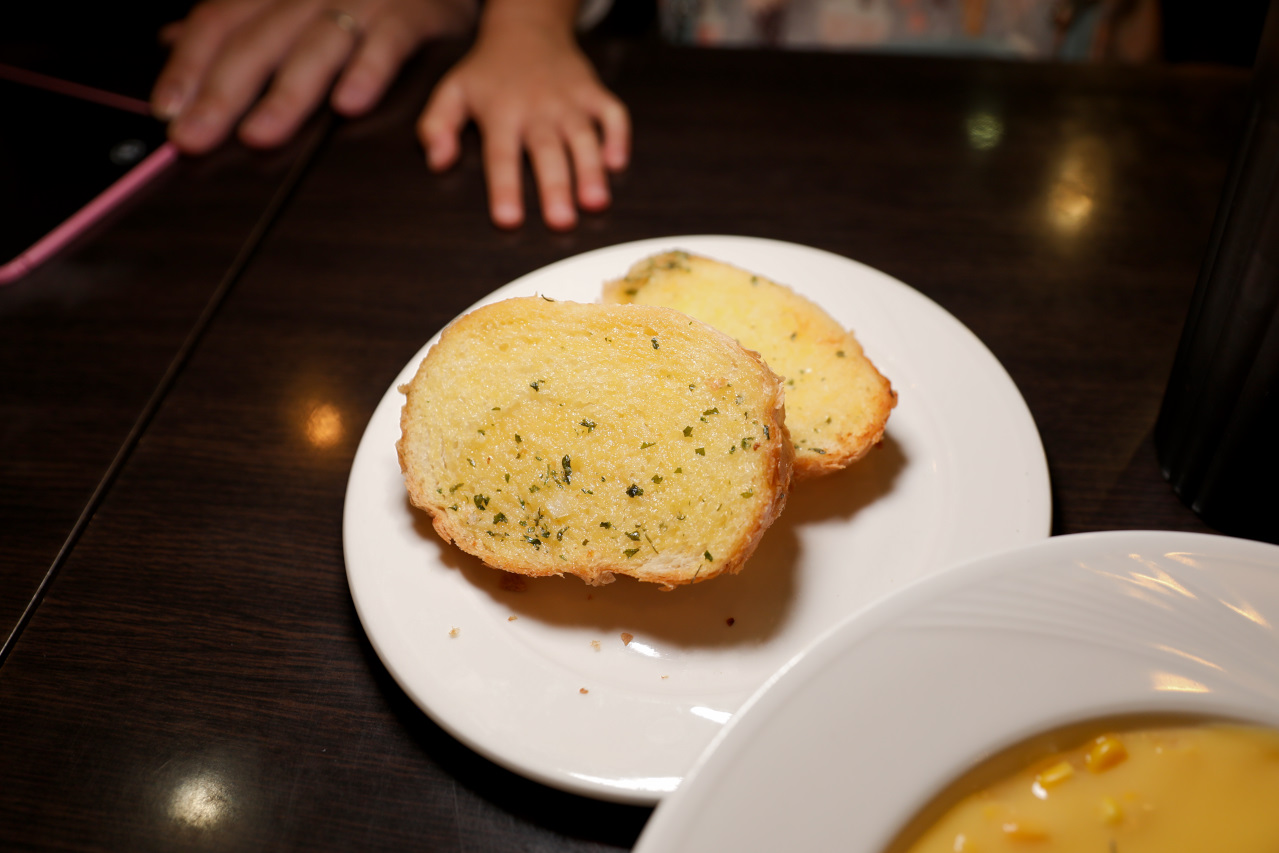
[898,724,1279,852]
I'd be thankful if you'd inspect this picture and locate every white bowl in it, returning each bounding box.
[635,530,1279,851]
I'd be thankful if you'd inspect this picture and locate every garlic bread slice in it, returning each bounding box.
[398,297,793,589]
[604,251,895,480]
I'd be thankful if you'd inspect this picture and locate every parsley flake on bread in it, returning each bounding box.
[603,251,896,480]
[397,297,793,589]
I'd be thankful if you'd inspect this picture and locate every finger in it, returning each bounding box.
[418,77,469,172]
[331,14,418,116]
[151,0,260,120]
[562,114,609,212]
[158,20,185,47]
[239,13,358,146]
[334,0,477,116]
[525,123,577,231]
[595,96,631,172]
[168,1,325,153]
[482,124,526,229]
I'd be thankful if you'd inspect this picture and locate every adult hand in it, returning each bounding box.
[152,0,476,154]
[417,0,630,231]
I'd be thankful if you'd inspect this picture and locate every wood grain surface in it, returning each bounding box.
[0,114,328,657]
[0,34,1251,851]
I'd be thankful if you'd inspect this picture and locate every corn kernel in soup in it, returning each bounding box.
[902,725,1279,853]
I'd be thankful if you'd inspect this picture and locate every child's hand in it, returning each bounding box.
[417,2,630,231]
[153,0,476,154]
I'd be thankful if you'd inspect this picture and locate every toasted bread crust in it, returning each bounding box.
[603,251,896,480]
[398,297,793,588]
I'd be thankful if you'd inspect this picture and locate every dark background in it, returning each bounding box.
[1,0,1271,100]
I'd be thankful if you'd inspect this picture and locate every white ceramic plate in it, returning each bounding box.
[634,530,1279,850]
[343,235,1050,804]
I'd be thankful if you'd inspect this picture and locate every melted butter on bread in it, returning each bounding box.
[398,297,793,589]
[603,251,896,480]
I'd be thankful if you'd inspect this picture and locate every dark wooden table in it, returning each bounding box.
[0,33,1252,851]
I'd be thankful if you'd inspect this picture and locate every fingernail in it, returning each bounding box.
[152,84,186,120]
[177,105,214,134]
[169,105,222,150]
[606,148,630,171]
[580,184,609,209]
[547,201,576,229]
[333,72,374,115]
[240,107,279,140]
[493,202,522,227]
